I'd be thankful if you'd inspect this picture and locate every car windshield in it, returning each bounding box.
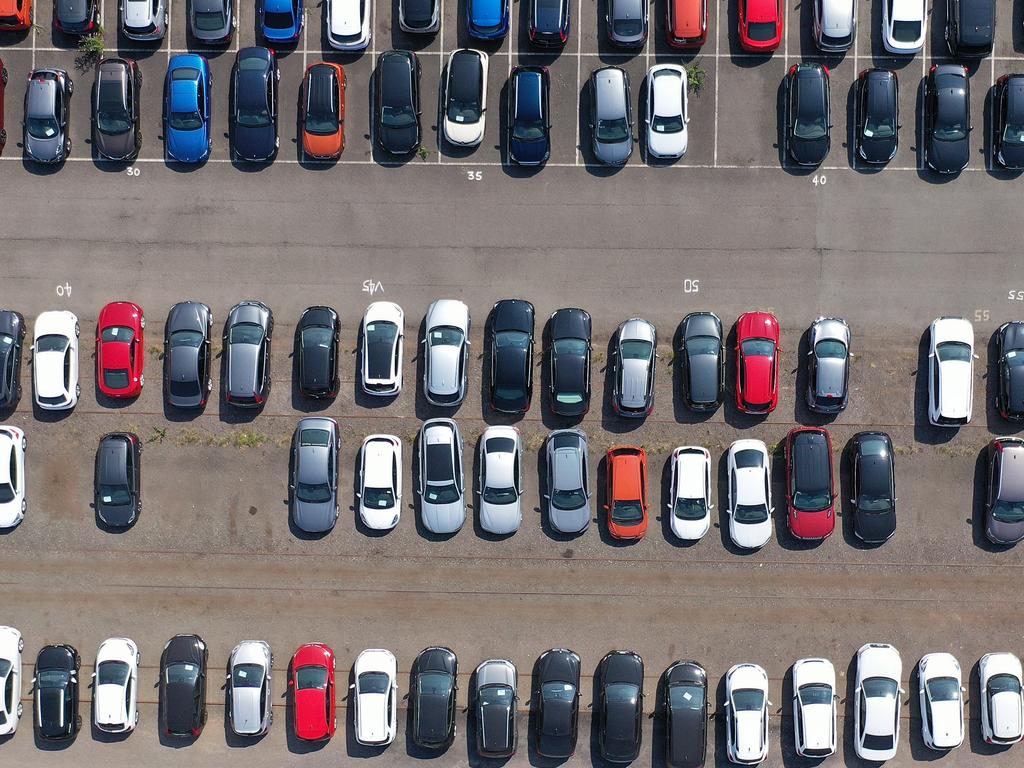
[104,370,131,390]
[446,92,480,124]
[652,113,684,133]
[483,485,518,505]
[418,672,453,697]
[169,109,203,131]
[934,115,967,142]
[297,481,332,504]
[620,339,652,360]
[858,494,892,513]
[37,669,69,688]
[26,117,60,140]
[263,9,293,28]
[815,339,846,360]
[194,9,225,30]
[425,484,460,505]
[794,110,828,140]
[741,339,774,357]
[612,18,642,36]
[0,659,10,677]
[382,103,416,129]
[674,497,706,520]
[99,483,131,506]
[687,336,718,356]
[480,685,512,707]
[96,88,132,135]
[362,487,395,509]
[305,100,339,135]
[0,334,12,352]
[102,325,134,342]
[798,683,832,706]
[365,321,398,349]
[926,677,960,702]
[863,677,898,700]
[97,661,130,686]
[495,330,530,350]
[605,682,638,703]
[864,109,895,139]
[612,500,643,523]
[1004,120,1024,145]
[359,671,390,695]
[734,503,769,523]
[936,341,971,362]
[554,338,587,356]
[989,674,1022,696]
[552,487,586,510]
[732,689,764,711]
[596,116,629,143]
[170,379,201,398]
[793,488,831,512]
[863,733,894,750]
[237,102,271,128]
[296,666,327,690]
[232,663,264,688]
[0,483,14,504]
[891,19,920,42]
[747,21,776,41]
[430,327,463,347]
[542,682,576,702]
[513,115,545,141]
[494,387,526,403]
[670,683,705,711]
[302,326,333,351]
[229,323,264,345]
[165,663,199,687]
[993,499,1024,523]
[170,329,204,348]
[35,334,68,353]
[555,392,585,404]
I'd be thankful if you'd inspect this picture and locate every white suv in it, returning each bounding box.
[353,649,398,746]
[918,652,964,750]
[724,663,770,764]
[792,658,837,757]
[980,652,1024,745]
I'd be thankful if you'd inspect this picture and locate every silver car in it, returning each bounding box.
[418,418,465,534]
[422,300,470,407]
[227,641,272,737]
[589,66,633,166]
[807,317,851,413]
[23,69,73,164]
[121,0,167,40]
[611,317,656,418]
[223,301,273,408]
[290,417,340,533]
[545,429,590,534]
[606,0,647,46]
[477,426,522,535]
[190,0,234,44]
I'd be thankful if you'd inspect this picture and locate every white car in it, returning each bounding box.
[361,302,404,396]
[812,0,855,51]
[854,643,903,761]
[882,0,926,53]
[0,626,24,736]
[33,310,79,411]
[478,426,523,535]
[918,652,964,750]
[442,49,488,147]
[227,640,273,737]
[353,649,398,746]
[792,658,837,758]
[928,317,976,426]
[667,446,711,541]
[724,663,770,765]
[726,439,773,549]
[326,0,371,49]
[980,652,1024,745]
[645,64,688,159]
[0,426,26,528]
[423,300,470,406]
[92,637,139,733]
[418,418,466,534]
[358,434,403,530]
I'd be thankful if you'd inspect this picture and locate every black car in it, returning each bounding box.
[785,62,830,166]
[849,431,896,544]
[548,308,591,417]
[0,309,26,409]
[507,65,551,166]
[680,312,724,412]
[164,301,213,410]
[664,661,708,768]
[232,47,279,162]
[533,648,580,759]
[411,646,458,749]
[95,431,142,527]
[925,64,971,174]
[856,68,899,164]
[159,634,208,738]
[34,644,80,741]
[489,299,535,413]
[994,74,1024,170]
[997,321,1024,420]
[528,0,569,45]
[54,0,98,34]
[297,306,340,399]
[598,650,644,763]
[945,0,993,58]
[375,50,421,156]
[92,57,142,162]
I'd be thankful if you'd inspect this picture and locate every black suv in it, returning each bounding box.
[997,321,1024,421]
[489,299,535,413]
[849,431,897,544]
[597,650,644,763]
[945,0,994,58]
[375,50,421,155]
[94,431,142,527]
[159,634,208,738]
[34,644,80,741]
[0,310,26,409]
[925,64,970,174]
[994,74,1024,170]
[664,661,708,768]
[856,68,899,164]
[785,62,830,166]
[297,306,340,399]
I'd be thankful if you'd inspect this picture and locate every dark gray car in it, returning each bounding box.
[24,69,73,163]
[164,301,213,409]
[589,66,633,165]
[94,432,141,527]
[986,438,1024,545]
[806,316,850,413]
[290,417,340,533]
[606,0,646,46]
[680,312,724,412]
[223,301,273,408]
[191,0,234,42]
[93,58,142,162]
[0,310,26,409]
[54,0,99,35]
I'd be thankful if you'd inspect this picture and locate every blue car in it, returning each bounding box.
[259,0,302,42]
[507,66,550,166]
[467,0,508,38]
[164,54,212,164]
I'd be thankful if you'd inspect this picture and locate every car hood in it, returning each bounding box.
[594,135,632,165]
[855,506,896,542]
[791,134,829,165]
[938,360,972,418]
[380,124,419,154]
[619,358,648,408]
[97,498,136,526]
[731,517,771,548]
[94,684,128,728]
[235,123,276,161]
[26,134,61,162]
[510,134,548,164]
[687,353,719,404]
[34,351,66,398]
[861,131,897,162]
[672,514,709,541]
[422,499,465,534]
[549,499,590,533]
[231,688,263,734]
[479,499,521,535]
[999,141,1024,168]
[357,693,388,741]
[992,692,1022,739]
[293,498,336,533]
[168,124,208,163]
[929,133,969,173]
[428,345,461,396]
[648,125,686,157]
[96,129,136,161]
[733,711,764,759]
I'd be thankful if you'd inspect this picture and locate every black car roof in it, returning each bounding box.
[307,65,338,113]
[380,52,415,104]
[97,433,131,486]
[864,70,897,113]
[1005,79,1024,125]
[791,430,831,491]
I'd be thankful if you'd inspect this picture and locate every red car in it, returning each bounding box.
[96,301,145,398]
[785,427,835,539]
[738,0,783,53]
[605,445,648,540]
[667,0,707,48]
[735,311,780,414]
[290,643,336,741]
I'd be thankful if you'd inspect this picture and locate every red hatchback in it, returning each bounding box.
[605,445,648,540]
[785,427,835,539]
[735,311,780,413]
[96,301,145,398]
[738,0,782,53]
[291,643,336,741]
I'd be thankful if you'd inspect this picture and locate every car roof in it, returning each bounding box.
[610,450,643,499]
[670,0,704,36]
[820,0,853,31]
[746,0,778,22]
[997,442,1024,501]
[790,430,831,490]
[513,68,543,121]
[651,67,684,116]
[594,67,628,119]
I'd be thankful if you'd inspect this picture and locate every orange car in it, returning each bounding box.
[667,0,706,48]
[300,62,345,161]
[605,445,648,540]
[0,0,32,31]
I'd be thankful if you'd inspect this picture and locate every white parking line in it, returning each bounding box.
[437,0,444,162]
[233,0,241,54]
[302,6,308,70]
[30,1,36,68]
[712,0,719,167]
[574,0,582,166]
[166,0,172,63]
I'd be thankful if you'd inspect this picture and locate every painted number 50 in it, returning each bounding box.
[683,279,700,294]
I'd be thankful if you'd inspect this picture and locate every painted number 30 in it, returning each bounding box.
[125,166,140,177]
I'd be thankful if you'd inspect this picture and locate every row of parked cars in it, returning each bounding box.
[1,628,1021,764]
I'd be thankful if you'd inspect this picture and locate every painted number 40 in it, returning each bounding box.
[812,174,826,186]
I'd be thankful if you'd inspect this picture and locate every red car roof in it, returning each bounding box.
[745,0,778,22]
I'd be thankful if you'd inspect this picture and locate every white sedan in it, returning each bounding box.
[854,643,903,761]
[353,648,398,746]
[792,658,837,758]
[478,426,523,535]
[92,637,139,733]
[423,300,470,406]
[724,663,770,764]
[928,317,976,426]
[726,439,773,549]
[980,652,1024,745]
[33,310,79,411]
[882,0,926,53]
[0,626,24,736]
[361,302,404,397]
[227,640,273,736]
[358,434,403,530]
[667,446,711,541]
[645,64,688,159]
[918,652,964,750]
[326,0,370,49]
[0,426,26,528]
